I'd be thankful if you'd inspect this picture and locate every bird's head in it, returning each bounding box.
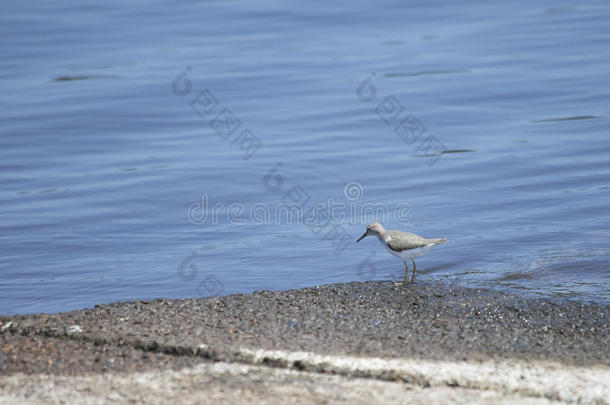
[356,222,384,242]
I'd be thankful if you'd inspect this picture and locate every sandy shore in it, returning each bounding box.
[1,281,608,404]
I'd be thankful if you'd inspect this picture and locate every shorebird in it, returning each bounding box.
[356,222,448,283]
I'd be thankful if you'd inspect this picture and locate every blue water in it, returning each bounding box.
[1,1,609,314]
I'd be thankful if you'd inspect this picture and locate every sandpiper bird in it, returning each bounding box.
[356,222,448,283]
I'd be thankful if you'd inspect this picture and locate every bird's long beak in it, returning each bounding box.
[356,231,368,242]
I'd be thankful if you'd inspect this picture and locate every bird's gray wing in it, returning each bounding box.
[384,231,429,252]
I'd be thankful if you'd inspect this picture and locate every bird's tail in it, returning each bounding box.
[432,238,449,245]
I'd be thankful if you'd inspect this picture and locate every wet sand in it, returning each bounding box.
[1,281,608,403]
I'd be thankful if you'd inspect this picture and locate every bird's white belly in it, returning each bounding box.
[384,243,435,260]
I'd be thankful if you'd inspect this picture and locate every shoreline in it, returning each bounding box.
[1,281,608,403]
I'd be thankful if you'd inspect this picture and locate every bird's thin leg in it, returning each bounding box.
[411,259,417,283]
[403,260,409,283]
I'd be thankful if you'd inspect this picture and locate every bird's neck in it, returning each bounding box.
[375,232,386,242]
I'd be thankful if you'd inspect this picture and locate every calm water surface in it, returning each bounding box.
[1,1,609,314]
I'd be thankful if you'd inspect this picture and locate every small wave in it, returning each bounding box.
[531,115,601,123]
[383,69,468,78]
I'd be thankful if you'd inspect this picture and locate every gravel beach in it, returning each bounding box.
[1,281,608,404]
